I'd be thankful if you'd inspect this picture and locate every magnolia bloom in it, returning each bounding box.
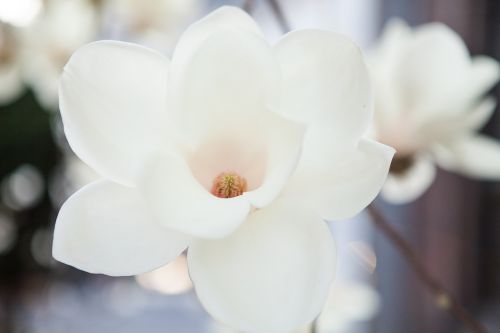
[21,0,98,110]
[0,22,24,104]
[52,7,394,333]
[371,19,500,204]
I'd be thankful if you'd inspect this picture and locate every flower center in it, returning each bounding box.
[389,154,415,176]
[211,172,247,198]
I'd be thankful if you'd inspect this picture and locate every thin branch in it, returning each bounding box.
[367,204,487,333]
[266,0,291,32]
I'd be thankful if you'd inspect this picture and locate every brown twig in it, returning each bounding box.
[266,0,291,32]
[367,204,487,333]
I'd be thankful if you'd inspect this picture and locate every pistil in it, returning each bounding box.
[211,172,247,198]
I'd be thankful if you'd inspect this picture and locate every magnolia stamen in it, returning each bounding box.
[211,172,247,198]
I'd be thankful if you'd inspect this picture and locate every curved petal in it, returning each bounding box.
[432,57,500,116]
[369,19,412,126]
[462,97,497,132]
[275,29,372,149]
[59,40,170,185]
[172,6,263,65]
[462,56,500,106]
[433,134,500,179]
[422,98,496,141]
[188,199,336,333]
[393,23,470,120]
[53,180,191,276]
[171,27,279,141]
[284,139,394,220]
[138,152,251,239]
[243,111,304,208]
[381,154,436,204]
[370,18,411,66]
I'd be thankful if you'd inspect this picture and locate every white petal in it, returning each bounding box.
[138,152,251,239]
[464,56,500,106]
[371,18,411,66]
[170,27,280,141]
[462,97,497,131]
[369,19,412,126]
[285,139,394,220]
[188,200,335,333]
[243,112,304,208]
[53,180,191,276]
[381,154,436,204]
[59,40,170,185]
[393,23,470,120]
[275,29,372,148]
[435,57,500,116]
[422,98,496,141]
[172,6,263,63]
[433,134,500,179]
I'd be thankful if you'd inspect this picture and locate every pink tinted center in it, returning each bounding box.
[188,135,267,198]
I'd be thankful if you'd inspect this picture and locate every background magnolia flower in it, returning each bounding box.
[101,0,203,52]
[21,0,98,110]
[370,19,500,204]
[52,6,394,333]
[0,22,24,105]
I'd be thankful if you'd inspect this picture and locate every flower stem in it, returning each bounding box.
[266,0,291,32]
[367,204,487,333]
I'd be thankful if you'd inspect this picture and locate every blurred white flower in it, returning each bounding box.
[0,22,24,104]
[315,280,380,332]
[52,7,394,333]
[102,0,203,52]
[21,0,98,110]
[371,19,500,204]
[0,0,42,27]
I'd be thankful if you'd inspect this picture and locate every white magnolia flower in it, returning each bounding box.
[22,0,98,110]
[52,7,394,333]
[370,19,500,204]
[0,21,24,104]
